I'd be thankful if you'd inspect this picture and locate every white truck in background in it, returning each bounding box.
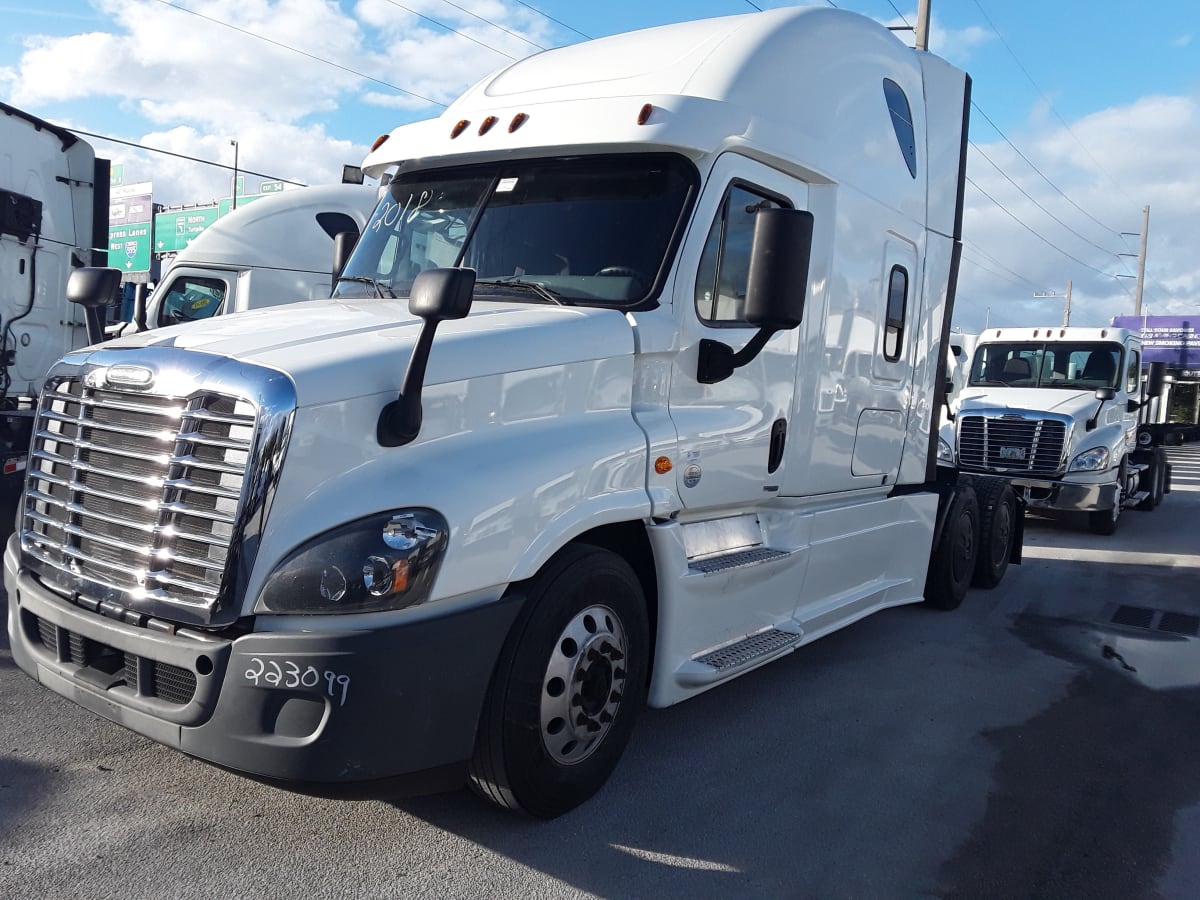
[130,183,378,333]
[945,325,1168,535]
[1,101,109,495]
[8,8,1007,817]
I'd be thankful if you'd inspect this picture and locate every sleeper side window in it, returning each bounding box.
[694,184,785,326]
[883,265,908,361]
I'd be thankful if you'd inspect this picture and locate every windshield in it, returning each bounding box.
[968,342,1123,390]
[333,154,695,307]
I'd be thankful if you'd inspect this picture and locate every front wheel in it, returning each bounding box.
[1088,460,1125,535]
[469,544,649,818]
[972,478,1016,589]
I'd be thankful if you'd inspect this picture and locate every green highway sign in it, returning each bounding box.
[154,207,220,253]
[108,224,152,273]
[218,193,263,217]
[261,180,285,193]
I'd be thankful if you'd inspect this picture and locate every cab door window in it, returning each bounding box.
[157,275,228,326]
[694,184,786,325]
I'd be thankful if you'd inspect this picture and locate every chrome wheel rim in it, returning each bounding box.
[540,604,627,765]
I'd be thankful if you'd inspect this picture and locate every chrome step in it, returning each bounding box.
[688,546,789,575]
[695,627,798,670]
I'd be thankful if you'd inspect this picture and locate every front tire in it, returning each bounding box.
[972,478,1016,589]
[469,544,649,818]
[1089,460,1126,535]
[924,481,979,611]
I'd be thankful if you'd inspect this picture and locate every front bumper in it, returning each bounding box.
[1006,476,1118,513]
[5,535,521,785]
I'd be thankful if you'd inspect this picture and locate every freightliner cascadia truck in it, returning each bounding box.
[6,7,1013,817]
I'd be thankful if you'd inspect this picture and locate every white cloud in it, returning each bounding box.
[1172,34,1193,48]
[957,91,1200,330]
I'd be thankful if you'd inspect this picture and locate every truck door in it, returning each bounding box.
[668,156,806,510]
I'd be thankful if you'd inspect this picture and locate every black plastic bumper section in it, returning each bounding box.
[6,561,523,786]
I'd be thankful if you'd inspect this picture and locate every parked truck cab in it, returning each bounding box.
[947,326,1168,534]
[7,8,991,817]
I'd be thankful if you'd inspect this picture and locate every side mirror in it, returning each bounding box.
[377,268,476,447]
[331,231,358,291]
[1087,387,1116,431]
[698,208,813,384]
[744,208,813,329]
[67,266,122,345]
[1146,361,1166,398]
[1126,398,1141,413]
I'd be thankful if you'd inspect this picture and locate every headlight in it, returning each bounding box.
[255,509,449,614]
[937,437,955,464]
[1068,447,1110,473]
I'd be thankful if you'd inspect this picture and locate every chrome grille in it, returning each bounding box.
[958,415,1067,475]
[21,377,256,617]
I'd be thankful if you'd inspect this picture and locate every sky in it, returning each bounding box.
[1,0,1198,331]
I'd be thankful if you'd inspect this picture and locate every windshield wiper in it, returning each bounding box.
[336,275,395,298]
[474,278,564,306]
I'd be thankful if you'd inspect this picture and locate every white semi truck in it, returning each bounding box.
[7,8,1007,817]
[945,325,1168,535]
[1,101,109,494]
[132,183,378,333]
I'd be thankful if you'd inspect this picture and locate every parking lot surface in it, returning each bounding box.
[2,446,1199,899]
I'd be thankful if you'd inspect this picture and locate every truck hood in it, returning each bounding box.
[955,386,1102,420]
[102,298,636,407]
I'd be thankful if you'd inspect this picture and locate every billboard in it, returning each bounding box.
[1112,315,1200,369]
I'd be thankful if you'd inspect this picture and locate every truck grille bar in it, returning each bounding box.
[21,377,256,618]
[958,414,1067,475]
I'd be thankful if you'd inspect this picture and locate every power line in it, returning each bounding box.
[960,252,1036,291]
[149,0,446,107]
[511,0,592,40]
[965,175,1119,278]
[969,0,1138,213]
[961,238,1040,289]
[68,128,306,185]
[970,102,1123,239]
[968,140,1123,260]
[379,1,519,60]
[434,0,547,51]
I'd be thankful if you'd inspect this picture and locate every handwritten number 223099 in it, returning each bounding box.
[244,657,350,706]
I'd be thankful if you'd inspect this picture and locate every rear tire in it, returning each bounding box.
[469,544,649,818]
[972,478,1016,589]
[924,481,979,611]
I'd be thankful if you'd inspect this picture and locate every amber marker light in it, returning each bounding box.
[654,456,673,474]
[450,120,470,139]
[637,103,654,125]
[370,133,390,152]
[509,113,528,133]
[479,116,499,135]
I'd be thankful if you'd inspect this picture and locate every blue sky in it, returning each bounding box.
[2,1,1198,329]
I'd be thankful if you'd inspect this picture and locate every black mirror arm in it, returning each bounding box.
[377,319,440,447]
[697,326,779,384]
[1086,399,1106,431]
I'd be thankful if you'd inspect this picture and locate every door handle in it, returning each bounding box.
[768,417,787,474]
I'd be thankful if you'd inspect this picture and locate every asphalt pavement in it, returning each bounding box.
[2,446,1198,899]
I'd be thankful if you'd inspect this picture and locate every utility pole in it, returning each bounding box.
[230,139,240,211]
[1032,280,1072,325]
[915,0,931,51]
[1119,204,1150,316]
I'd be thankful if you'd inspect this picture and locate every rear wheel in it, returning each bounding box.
[924,481,979,611]
[972,478,1016,589]
[469,544,649,818]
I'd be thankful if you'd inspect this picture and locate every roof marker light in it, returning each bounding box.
[509,112,528,133]
[450,120,470,139]
[370,133,390,152]
[637,103,654,125]
[479,116,498,135]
